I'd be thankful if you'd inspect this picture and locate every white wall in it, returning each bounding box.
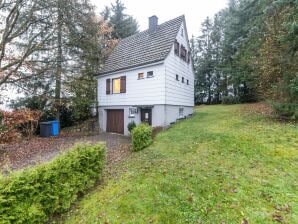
[164,22,195,107]
[97,63,166,106]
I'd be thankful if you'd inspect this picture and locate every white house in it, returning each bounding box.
[96,15,194,135]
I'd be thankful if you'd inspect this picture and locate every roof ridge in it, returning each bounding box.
[120,15,184,42]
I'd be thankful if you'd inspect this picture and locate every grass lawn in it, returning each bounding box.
[59,105,298,224]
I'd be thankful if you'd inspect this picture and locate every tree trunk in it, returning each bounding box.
[55,2,62,121]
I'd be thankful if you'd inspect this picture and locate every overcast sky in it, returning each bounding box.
[90,0,228,37]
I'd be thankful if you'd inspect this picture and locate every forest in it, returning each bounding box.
[191,0,297,120]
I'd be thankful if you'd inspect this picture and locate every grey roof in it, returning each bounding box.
[98,15,184,75]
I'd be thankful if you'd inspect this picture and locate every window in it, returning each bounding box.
[112,78,121,93]
[187,51,191,64]
[187,79,189,85]
[129,107,138,118]
[181,28,184,37]
[179,108,184,118]
[176,74,179,81]
[147,71,154,78]
[138,73,144,79]
[182,77,185,83]
[174,40,179,56]
[180,45,187,61]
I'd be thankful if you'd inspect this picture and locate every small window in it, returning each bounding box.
[147,71,154,78]
[187,51,191,64]
[182,77,185,83]
[181,28,184,37]
[138,73,144,79]
[174,40,179,56]
[187,79,189,85]
[129,107,138,118]
[179,108,184,118]
[112,78,121,93]
[176,74,179,81]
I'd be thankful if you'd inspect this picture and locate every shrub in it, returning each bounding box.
[132,123,152,151]
[271,102,298,120]
[127,121,136,133]
[222,95,240,104]
[0,143,106,223]
[0,109,41,144]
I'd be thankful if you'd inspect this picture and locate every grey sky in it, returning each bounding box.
[90,0,228,37]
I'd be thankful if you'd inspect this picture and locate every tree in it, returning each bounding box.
[103,0,138,39]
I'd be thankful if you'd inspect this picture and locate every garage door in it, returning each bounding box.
[106,109,124,134]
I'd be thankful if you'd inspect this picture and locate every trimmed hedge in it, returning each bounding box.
[0,143,106,223]
[132,123,153,151]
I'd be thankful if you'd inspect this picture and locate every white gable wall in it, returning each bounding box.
[97,63,166,106]
[164,22,195,107]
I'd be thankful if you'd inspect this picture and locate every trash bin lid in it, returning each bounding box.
[40,121,52,125]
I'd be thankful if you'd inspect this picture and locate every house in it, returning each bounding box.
[96,15,194,135]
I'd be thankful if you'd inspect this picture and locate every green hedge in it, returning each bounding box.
[132,123,152,151]
[0,143,106,223]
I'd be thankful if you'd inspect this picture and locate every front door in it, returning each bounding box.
[141,109,152,126]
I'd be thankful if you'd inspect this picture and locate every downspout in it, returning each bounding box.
[164,64,167,126]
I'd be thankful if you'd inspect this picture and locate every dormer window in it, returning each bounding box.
[174,40,180,56]
[180,45,187,61]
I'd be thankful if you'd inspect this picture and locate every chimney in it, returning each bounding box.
[149,15,158,33]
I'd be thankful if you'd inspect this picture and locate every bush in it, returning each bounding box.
[127,121,136,133]
[0,143,106,223]
[131,123,153,151]
[271,102,298,120]
[222,95,240,104]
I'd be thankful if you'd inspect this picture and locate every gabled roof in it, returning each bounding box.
[98,15,184,75]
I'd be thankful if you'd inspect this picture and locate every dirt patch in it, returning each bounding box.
[0,131,131,173]
[239,102,274,117]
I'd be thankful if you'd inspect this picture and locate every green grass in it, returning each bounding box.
[59,105,298,224]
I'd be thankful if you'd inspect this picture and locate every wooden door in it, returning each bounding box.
[141,109,152,126]
[106,109,124,134]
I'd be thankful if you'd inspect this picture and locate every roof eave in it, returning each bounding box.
[95,59,165,77]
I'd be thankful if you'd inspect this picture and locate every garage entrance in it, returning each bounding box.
[106,109,124,134]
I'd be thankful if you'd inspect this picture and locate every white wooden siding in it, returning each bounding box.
[164,22,195,106]
[97,63,166,106]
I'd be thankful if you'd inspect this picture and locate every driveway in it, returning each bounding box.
[0,132,131,172]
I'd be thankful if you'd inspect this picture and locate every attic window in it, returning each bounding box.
[180,45,187,61]
[174,40,179,56]
[147,71,154,78]
[176,74,179,81]
[138,73,144,79]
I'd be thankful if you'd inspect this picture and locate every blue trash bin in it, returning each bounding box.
[51,120,59,136]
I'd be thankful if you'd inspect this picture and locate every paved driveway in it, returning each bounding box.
[0,132,131,172]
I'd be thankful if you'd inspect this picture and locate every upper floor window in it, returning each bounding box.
[106,76,126,94]
[147,71,154,78]
[180,45,187,61]
[176,74,179,81]
[174,40,179,56]
[187,79,189,85]
[182,77,185,83]
[187,51,191,64]
[138,72,144,79]
[112,78,121,93]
